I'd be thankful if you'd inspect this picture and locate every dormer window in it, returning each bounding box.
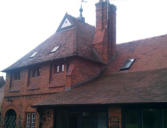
[31,67,40,77]
[50,46,59,53]
[13,71,20,80]
[30,52,37,58]
[54,64,65,73]
[120,58,136,71]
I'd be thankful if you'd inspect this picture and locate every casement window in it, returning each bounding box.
[25,113,36,128]
[54,64,65,73]
[13,71,21,80]
[31,67,40,77]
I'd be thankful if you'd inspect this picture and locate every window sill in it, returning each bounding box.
[49,85,65,88]
[8,89,20,93]
[27,87,40,91]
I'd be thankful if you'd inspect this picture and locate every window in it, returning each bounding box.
[50,46,59,53]
[61,64,65,72]
[120,58,136,71]
[13,71,20,80]
[31,67,40,77]
[56,111,107,128]
[26,113,36,128]
[30,52,37,58]
[54,64,65,73]
[142,109,160,128]
[125,109,139,128]
[124,108,166,128]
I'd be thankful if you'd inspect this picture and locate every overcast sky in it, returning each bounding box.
[1,0,167,77]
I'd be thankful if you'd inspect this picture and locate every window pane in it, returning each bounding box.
[57,66,60,72]
[13,72,20,80]
[164,109,167,128]
[31,113,36,128]
[125,110,138,128]
[56,111,68,128]
[62,64,65,72]
[26,113,31,128]
[97,112,107,128]
[142,109,161,128]
[81,112,96,128]
[32,68,40,77]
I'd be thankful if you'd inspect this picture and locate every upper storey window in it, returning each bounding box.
[13,71,20,80]
[54,64,65,73]
[31,67,40,77]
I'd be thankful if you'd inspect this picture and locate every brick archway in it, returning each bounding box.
[4,109,17,128]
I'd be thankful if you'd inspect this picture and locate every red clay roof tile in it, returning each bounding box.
[33,34,167,106]
[34,68,167,106]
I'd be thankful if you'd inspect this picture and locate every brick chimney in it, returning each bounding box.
[93,0,116,63]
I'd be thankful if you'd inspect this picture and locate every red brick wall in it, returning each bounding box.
[4,63,65,98]
[49,63,66,88]
[2,57,103,127]
[66,58,101,89]
[4,58,102,97]
[2,94,57,128]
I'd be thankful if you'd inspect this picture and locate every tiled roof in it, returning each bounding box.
[3,14,102,72]
[34,34,167,106]
[34,68,167,107]
[107,34,167,73]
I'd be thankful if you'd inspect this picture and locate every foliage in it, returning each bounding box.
[0,76,5,88]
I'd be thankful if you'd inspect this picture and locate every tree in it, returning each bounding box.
[0,76,5,88]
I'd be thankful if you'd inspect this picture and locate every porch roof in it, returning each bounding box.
[34,68,167,107]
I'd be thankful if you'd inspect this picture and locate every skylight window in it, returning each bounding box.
[30,52,37,58]
[51,46,59,53]
[120,58,136,71]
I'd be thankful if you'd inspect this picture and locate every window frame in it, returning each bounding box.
[31,67,40,77]
[25,112,36,128]
[13,71,21,80]
[123,107,167,128]
[54,63,65,73]
[120,58,136,71]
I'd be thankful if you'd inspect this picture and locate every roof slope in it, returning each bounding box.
[107,34,167,73]
[3,14,101,72]
[34,34,167,106]
[34,68,167,107]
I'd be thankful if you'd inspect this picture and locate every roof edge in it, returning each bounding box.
[118,33,167,46]
[2,55,105,72]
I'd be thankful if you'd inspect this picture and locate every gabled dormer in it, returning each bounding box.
[57,14,74,32]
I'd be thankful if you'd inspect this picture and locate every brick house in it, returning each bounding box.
[2,0,167,128]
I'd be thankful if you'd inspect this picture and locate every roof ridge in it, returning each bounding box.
[118,33,167,46]
[66,14,95,29]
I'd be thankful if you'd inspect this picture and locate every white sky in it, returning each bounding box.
[1,0,167,77]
